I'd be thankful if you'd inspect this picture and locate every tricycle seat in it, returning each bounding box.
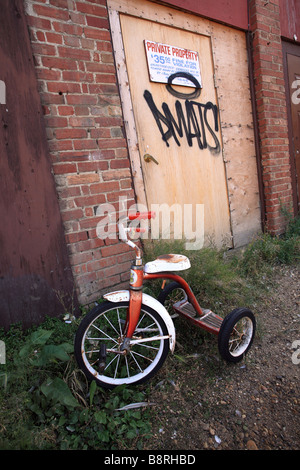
[144,254,191,273]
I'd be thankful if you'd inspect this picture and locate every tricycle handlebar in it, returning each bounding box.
[128,211,156,220]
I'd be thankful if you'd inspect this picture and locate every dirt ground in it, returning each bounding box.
[145,265,300,450]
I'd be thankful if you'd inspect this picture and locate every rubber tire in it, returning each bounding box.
[218,307,256,363]
[157,281,184,305]
[74,301,170,389]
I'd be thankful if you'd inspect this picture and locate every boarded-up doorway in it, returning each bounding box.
[108,0,262,248]
[119,14,231,247]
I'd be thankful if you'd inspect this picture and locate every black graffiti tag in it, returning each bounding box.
[143,72,220,153]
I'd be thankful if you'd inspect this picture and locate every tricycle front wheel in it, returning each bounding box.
[218,308,256,363]
[74,301,170,389]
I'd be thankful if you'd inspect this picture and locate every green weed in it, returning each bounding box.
[239,216,299,278]
[0,318,151,450]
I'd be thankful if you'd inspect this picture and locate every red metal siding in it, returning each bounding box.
[152,0,249,30]
[0,0,78,329]
[279,0,300,41]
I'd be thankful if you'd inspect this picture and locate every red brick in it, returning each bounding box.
[33,4,69,20]
[96,138,126,149]
[55,128,87,139]
[62,71,94,82]
[58,46,91,61]
[61,208,84,222]
[75,271,97,285]
[67,173,100,185]
[107,190,134,203]
[64,36,81,48]
[102,169,131,181]
[86,16,109,29]
[44,116,68,128]
[74,106,90,116]
[110,159,130,169]
[45,32,63,44]
[73,139,98,150]
[27,16,52,30]
[48,140,73,151]
[57,106,75,116]
[76,2,107,16]
[89,181,120,194]
[57,186,81,198]
[74,194,106,207]
[31,43,57,56]
[90,128,111,139]
[66,231,89,244]
[89,83,118,95]
[52,21,84,36]
[36,68,61,81]
[53,163,77,174]
[69,11,86,25]
[36,31,46,41]
[77,161,108,172]
[79,216,104,230]
[66,94,98,105]
[101,243,130,258]
[42,56,78,70]
[49,0,69,8]
[102,261,132,279]
[69,116,95,127]
[95,73,116,83]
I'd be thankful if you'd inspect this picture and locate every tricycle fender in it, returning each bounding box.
[103,290,176,353]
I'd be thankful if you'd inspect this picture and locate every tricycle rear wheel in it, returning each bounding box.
[218,308,256,363]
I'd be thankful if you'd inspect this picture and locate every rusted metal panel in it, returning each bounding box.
[282,41,300,213]
[150,0,249,30]
[0,0,78,330]
[280,0,300,42]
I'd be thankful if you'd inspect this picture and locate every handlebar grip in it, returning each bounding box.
[128,211,156,220]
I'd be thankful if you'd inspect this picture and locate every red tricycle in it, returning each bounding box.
[75,211,256,389]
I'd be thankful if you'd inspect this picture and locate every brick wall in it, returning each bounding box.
[249,0,294,234]
[24,0,296,306]
[24,0,136,305]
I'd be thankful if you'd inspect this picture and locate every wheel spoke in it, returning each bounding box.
[133,342,160,351]
[114,355,121,379]
[103,313,120,336]
[105,352,119,372]
[131,349,153,363]
[117,308,124,336]
[125,355,130,377]
[90,323,118,345]
[130,351,144,372]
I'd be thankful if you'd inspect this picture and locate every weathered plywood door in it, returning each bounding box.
[118,14,232,247]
